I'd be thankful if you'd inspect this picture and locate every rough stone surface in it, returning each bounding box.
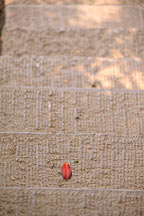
[0,56,144,89]
[0,189,144,216]
[0,87,144,135]
[1,2,144,216]
[3,28,144,58]
[4,0,144,6]
[5,5,144,30]
[0,133,144,189]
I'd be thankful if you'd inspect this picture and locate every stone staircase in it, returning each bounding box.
[0,2,144,216]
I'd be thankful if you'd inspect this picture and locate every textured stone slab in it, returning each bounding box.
[2,27,144,57]
[0,188,144,216]
[0,56,144,89]
[4,0,144,6]
[0,133,144,189]
[0,87,144,135]
[5,5,144,30]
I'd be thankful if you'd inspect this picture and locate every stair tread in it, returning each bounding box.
[6,5,144,30]
[5,0,144,6]
[0,56,144,90]
[0,188,143,215]
[0,86,144,135]
[0,132,144,189]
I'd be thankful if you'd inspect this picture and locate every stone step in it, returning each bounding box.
[0,188,144,215]
[0,133,143,189]
[0,56,144,89]
[0,87,144,135]
[5,0,144,6]
[5,5,144,30]
[2,27,144,57]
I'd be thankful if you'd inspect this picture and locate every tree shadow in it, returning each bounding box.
[0,0,5,55]
[2,2,144,90]
[60,4,144,90]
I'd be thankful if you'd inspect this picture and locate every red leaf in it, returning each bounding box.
[61,162,72,180]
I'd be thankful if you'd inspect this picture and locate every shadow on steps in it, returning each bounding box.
[0,0,5,55]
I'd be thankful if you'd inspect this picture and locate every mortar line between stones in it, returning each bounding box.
[0,55,143,61]
[6,4,142,8]
[1,86,144,93]
[0,187,144,192]
[0,131,143,138]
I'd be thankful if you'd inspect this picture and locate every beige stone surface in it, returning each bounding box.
[0,189,144,216]
[5,5,144,30]
[3,5,144,59]
[0,87,144,135]
[1,2,144,216]
[0,133,144,189]
[3,27,144,58]
[1,56,144,89]
[4,0,144,6]
[3,4,144,61]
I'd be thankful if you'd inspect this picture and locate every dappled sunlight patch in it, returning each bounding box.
[110,49,123,58]
[132,70,144,90]
[117,72,133,89]
[64,5,143,29]
[66,6,121,29]
[76,62,144,90]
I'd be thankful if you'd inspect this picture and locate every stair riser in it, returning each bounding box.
[3,28,144,57]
